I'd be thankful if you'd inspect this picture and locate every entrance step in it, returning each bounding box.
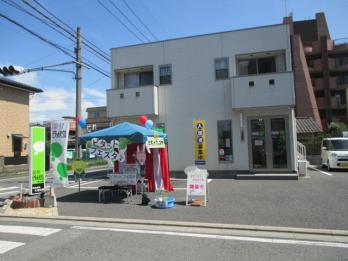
[236,173,298,180]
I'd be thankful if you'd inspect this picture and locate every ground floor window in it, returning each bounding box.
[12,134,23,157]
[217,120,233,162]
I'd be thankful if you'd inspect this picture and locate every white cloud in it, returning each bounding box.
[30,88,74,112]
[84,88,106,99]
[30,114,49,123]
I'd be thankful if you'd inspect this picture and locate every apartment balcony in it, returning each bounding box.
[329,38,348,57]
[317,97,347,110]
[107,85,158,118]
[231,72,295,110]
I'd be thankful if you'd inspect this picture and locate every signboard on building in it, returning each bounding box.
[193,119,206,165]
[185,166,208,206]
[29,127,45,195]
[51,120,70,187]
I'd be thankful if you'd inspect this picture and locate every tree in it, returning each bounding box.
[327,122,348,137]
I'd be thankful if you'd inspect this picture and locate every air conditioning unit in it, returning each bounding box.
[92,124,97,131]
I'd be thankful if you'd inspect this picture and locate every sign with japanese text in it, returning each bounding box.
[193,119,206,165]
[87,138,128,162]
[51,120,70,187]
[29,127,45,194]
[185,167,208,206]
[146,136,165,148]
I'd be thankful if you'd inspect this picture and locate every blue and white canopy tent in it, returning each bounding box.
[80,122,168,144]
[80,122,172,192]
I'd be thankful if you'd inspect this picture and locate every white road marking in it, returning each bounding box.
[72,226,348,249]
[66,186,98,190]
[68,180,100,188]
[173,188,186,190]
[0,241,25,254]
[0,187,18,192]
[0,225,61,236]
[208,179,212,183]
[0,191,19,196]
[309,167,332,176]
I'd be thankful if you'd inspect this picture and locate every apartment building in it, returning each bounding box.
[284,13,348,130]
[0,77,42,174]
[107,24,297,174]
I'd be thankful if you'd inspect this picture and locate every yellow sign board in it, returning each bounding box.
[193,119,206,165]
[72,160,87,174]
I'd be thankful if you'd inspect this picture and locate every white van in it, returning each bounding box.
[321,138,348,170]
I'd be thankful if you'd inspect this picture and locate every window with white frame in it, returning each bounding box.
[159,64,172,85]
[215,58,229,80]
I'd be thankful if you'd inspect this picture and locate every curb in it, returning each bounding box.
[1,214,347,237]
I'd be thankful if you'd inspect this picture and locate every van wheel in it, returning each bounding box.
[327,160,331,171]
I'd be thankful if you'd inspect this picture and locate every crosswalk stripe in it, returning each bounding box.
[0,225,61,236]
[0,187,19,192]
[0,241,25,254]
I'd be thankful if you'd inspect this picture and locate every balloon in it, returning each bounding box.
[76,115,83,122]
[145,119,153,129]
[79,118,87,128]
[139,115,147,125]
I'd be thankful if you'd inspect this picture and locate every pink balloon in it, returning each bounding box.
[76,115,83,122]
[139,115,147,125]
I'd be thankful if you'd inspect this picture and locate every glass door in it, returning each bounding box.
[249,116,289,171]
[271,118,288,169]
[250,118,267,169]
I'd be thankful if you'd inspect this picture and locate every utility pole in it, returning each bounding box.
[75,27,82,161]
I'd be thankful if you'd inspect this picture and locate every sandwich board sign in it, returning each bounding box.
[29,127,45,195]
[185,165,208,206]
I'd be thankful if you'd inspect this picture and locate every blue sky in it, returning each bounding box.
[0,0,346,123]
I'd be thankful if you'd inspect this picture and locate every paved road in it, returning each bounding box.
[0,218,347,261]
[55,168,348,230]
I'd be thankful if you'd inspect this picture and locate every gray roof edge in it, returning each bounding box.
[0,77,43,93]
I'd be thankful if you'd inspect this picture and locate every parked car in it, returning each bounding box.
[321,137,348,170]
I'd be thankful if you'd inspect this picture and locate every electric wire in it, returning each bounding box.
[108,0,151,42]
[21,0,110,63]
[32,0,109,59]
[121,0,158,41]
[97,0,144,42]
[0,12,75,59]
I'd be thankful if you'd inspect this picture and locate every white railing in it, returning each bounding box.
[297,141,307,160]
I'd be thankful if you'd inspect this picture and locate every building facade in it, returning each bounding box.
[0,77,42,174]
[86,106,112,132]
[284,13,348,130]
[108,24,297,174]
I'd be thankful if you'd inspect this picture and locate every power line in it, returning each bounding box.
[3,0,75,42]
[97,0,144,43]
[108,0,151,42]
[32,0,110,60]
[0,13,109,77]
[21,0,110,63]
[121,0,158,41]
[0,12,75,59]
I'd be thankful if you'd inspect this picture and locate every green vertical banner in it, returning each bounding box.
[29,127,45,195]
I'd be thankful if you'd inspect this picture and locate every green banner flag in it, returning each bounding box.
[29,127,45,194]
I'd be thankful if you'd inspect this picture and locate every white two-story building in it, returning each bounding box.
[108,24,297,175]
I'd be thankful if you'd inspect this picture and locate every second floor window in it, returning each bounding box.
[124,71,153,88]
[215,58,229,80]
[159,65,172,85]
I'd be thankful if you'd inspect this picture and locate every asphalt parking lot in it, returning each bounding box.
[54,167,348,230]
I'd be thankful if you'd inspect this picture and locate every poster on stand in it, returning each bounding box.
[193,119,206,165]
[50,120,70,187]
[29,127,45,195]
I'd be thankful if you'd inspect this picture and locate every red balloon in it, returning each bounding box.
[76,115,83,122]
[139,115,147,125]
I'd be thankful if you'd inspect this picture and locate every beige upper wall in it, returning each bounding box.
[0,85,30,157]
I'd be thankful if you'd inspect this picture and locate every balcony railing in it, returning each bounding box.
[231,71,295,109]
[107,85,159,118]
